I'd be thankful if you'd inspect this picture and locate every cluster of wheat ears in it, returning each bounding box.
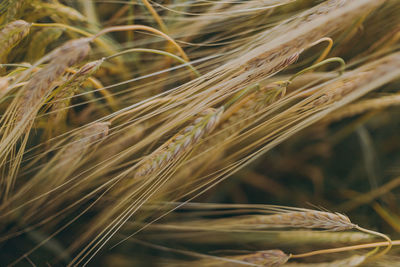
[0,0,400,266]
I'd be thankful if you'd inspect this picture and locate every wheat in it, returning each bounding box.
[49,59,104,130]
[240,210,355,231]
[4,0,29,22]
[0,20,31,63]
[60,122,110,158]
[136,107,224,177]
[234,0,383,82]
[34,2,86,22]
[311,53,400,108]
[324,94,400,123]
[217,83,284,138]
[165,83,284,186]
[0,38,90,198]
[16,38,91,124]
[163,210,356,232]
[1,1,399,265]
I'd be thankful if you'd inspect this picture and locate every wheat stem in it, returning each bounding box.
[106,48,200,77]
[291,240,400,259]
[93,25,189,61]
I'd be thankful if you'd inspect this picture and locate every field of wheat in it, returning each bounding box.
[1,0,400,266]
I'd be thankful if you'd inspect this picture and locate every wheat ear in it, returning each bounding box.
[49,59,104,130]
[324,94,400,123]
[16,38,91,124]
[0,38,90,198]
[0,20,31,62]
[174,210,356,232]
[33,2,86,22]
[236,210,356,231]
[201,250,290,267]
[4,0,29,22]
[136,107,224,177]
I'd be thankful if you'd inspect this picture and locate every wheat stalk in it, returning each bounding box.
[284,254,366,267]
[198,250,290,267]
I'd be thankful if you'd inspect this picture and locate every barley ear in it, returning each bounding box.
[0,20,31,63]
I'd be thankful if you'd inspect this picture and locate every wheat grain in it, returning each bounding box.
[0,38,90,197]
[9,123,108,202]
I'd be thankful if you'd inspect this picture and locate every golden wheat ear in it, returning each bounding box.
[136,107,224,178]
[0,38,91,200]
[0,20,31,64]
[46,59,105,136]
[192,249,290,267]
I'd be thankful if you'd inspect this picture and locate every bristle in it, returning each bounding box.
[1,1,399,266]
